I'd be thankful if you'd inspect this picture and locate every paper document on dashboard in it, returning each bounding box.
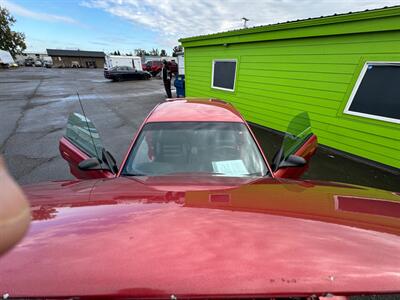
[212,160,248,176]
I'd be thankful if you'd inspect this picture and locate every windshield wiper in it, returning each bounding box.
[121,172,147,176]
[162,171,225,176]
[243,172,265,176]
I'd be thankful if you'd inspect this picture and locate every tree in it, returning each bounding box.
[117,50,121,55]
[172,45,183,57]
[0,6,26,57]
[160,49,167,57]
[149,48,159,56]
[134,48,148,57]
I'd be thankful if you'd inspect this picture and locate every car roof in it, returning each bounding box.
[146,99,244,123]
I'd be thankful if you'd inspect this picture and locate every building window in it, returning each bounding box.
[344,62,400,124]
[211,59,237,91]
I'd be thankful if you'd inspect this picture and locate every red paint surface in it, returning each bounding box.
[146,99,244,123]
[27,99,399,298]
[336,195,400,219]
[117,99,274,177]
[60,99,315,181]
[59,137,114,179]
[1,176,400,298]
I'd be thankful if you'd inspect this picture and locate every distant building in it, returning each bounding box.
[46,49,105,68]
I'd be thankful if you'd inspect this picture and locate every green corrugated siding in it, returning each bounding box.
[183,30,400,168]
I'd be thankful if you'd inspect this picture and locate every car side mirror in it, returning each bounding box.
[278,155,306,169]
[78,157,103,170]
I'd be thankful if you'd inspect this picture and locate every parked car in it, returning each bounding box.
[24,58,34,66]
[59,99,316,180]
[104,66,151,81]
[144,60,178,77]
[34,60,42,67]
[1,99,399,299]
[44,61,53,68]
[143,60,163,76]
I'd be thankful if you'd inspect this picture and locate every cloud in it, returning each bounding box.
[0,0,79,24]
[81,0,400,48]
[24,37,84,52]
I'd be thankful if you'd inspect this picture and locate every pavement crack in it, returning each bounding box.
[11,155,59,181]
[0,79,43,153]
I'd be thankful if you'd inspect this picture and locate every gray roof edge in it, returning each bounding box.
[46,49,105,57]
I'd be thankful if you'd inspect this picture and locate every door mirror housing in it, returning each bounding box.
[78,157,103,170]
[78,151,119,174]
[278,155,306,169]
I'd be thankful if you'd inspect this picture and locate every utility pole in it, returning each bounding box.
[242,17,249,28]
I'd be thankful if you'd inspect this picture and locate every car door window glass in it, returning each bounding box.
[281,112,313,160]
[65,112,104,159]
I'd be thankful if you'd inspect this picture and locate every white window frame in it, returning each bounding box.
[344,61,400,124]
[211,59,237,92]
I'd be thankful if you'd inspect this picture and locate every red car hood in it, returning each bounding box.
[1,176,400,298]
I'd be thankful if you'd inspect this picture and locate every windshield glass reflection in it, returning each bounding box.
[122,122,268,177]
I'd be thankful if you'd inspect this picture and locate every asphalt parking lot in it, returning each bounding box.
[0,67,164,184]
[0,67,398,191]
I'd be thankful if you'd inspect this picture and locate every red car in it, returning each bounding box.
[1,99,400,299]
[143,60,163,76]
[144,60,178,76]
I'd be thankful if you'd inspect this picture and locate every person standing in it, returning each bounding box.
[162,60,172,98]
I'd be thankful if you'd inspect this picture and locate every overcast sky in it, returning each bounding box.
[1,0,400,54]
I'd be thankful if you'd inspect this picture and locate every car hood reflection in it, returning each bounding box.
[1,176,399,298]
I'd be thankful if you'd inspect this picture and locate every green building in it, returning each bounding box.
[180,7,400,169]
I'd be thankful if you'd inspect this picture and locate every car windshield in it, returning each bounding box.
[122,122,269,177]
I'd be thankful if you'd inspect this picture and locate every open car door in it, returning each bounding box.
[59,112,117,180]
[272,112,318,179]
